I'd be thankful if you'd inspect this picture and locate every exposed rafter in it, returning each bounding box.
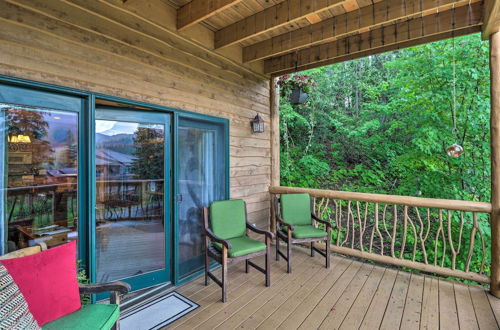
[177,0,242,31]
[483,0,500,39]
[244,0,478,62]
[214,0,349,49]
[264,2,482,75]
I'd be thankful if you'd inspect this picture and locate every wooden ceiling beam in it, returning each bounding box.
[483,0,500,39]
[264,1,482,75]
[246,0,478,63]
[177,0,243,31]
[214,0,350,49]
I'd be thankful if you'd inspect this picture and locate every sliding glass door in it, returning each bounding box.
[178,117,227,279]
[0,84,83,256]
[95,108,171,290]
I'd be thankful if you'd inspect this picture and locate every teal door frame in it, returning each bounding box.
[93,107,172,292]
[0,75,230,291]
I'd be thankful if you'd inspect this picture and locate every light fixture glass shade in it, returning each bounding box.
[251,113,265,133]
[446,144,463,158]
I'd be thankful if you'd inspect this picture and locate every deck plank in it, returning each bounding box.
[400,274,424,330]
[419,277,439,330]
[358,268,398,330]
[164,248,498,330]
[169,253,309,329]
[255,257,350,330]
[438,280,459,330]
[379,271,411,329]
[318,263,376,329]
[487,292,500,325]
[215,253,328,329]
[236,256,339,330]
[333,265,386,329]
[276,256,354,330]
[191,253,313,329]
[469,285,499,330]
[297,262,369,329]
[454,283,479,330]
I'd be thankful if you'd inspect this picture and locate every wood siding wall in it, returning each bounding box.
[0,0,271,228]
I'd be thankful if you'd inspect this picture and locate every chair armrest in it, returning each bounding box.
[312,213,333,228]
[276,215,294,231]
[205,228,232,249]
[246,223,275,239]
[78,281,130,295]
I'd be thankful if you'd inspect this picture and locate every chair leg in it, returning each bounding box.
[310,242,315,257]
[287,238,292,273]
[275,235,280,261]
[265,245,271,287]
[326,237,331,269]
[204,249,209,285]
[222,257,228,302]
[245,260,249,273]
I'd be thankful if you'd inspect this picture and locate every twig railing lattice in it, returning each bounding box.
[270,186,492,284]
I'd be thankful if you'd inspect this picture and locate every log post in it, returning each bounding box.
[270,77,280,234]
[490,31,500,298]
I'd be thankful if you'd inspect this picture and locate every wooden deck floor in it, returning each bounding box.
[166,246,500,329]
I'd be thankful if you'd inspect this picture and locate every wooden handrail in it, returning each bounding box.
[269,186,492,213]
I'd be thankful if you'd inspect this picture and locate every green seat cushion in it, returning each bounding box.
[280,194,312,226]
[292,225,327,239]
[214,236,266,258]
[210,199,246,239]
[43,304,119,330]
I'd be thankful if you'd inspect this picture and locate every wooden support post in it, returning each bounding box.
[270,77,280,234]
[490,31,500,298]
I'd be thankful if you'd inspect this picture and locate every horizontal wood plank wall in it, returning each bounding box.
[0,0,271,228]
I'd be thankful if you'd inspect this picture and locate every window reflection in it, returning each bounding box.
[95,119,165,282]
[1,104,78,252]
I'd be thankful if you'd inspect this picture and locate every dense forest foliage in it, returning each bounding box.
[280,33,491,202]
[279,33,491,278]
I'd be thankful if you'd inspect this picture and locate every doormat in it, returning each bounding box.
[121,291,199,330]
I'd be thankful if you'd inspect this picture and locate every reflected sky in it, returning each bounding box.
[96,121,138,136]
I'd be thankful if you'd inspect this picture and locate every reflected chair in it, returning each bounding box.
[203,199,274,302]
[274,193,332,273]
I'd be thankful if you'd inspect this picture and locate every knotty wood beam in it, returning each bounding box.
[489,31,500,298]
[483,0,500,39]
[214,0,349,49]
[264,2,482,75]
[245,0,478,62]
[177,0,242,31]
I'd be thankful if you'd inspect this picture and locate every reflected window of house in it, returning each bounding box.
[1,104,78,253]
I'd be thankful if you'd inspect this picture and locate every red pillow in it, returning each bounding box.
[0,241,81,326]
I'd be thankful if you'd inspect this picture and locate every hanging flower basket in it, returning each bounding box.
[289,87,308,105]
[278,74,317,105]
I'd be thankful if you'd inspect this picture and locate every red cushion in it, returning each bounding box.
[0,241,81,326]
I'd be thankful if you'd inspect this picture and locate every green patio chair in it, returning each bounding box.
[274,193,332,273]
[202,199,274,302]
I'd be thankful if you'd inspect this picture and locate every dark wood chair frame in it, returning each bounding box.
[274,196,332,273]
[0,242,131,330]
[202,203,275,302]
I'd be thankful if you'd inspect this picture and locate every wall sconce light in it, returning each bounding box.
[250,113,264,133]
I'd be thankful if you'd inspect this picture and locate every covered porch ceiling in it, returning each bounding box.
[169,0,500,76]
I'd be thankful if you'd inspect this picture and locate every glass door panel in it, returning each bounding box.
[178,118,226,278]
[95,108,170,289]
[1,103,79,253]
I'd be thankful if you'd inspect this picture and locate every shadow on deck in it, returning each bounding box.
[166,245,500,329]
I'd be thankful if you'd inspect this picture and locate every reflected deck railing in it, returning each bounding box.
[269,186,492,284]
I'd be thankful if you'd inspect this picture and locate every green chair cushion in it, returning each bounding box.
[213,236,266,258]
[43,304,119,330]
[292,225,327,239]
[280,194,312,226]
[210,199,246,240]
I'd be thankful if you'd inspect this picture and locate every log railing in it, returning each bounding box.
[269,186,492,284]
